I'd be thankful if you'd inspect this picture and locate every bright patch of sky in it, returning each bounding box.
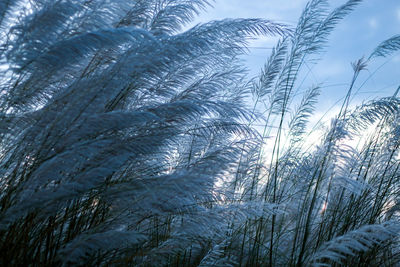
[397,8,400,22]
[368,18,378,30]
[194,0,400,124]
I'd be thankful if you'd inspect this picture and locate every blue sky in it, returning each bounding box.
[194,0,400,120]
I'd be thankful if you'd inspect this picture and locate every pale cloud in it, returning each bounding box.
[393,55,400,63]
[397,8,400,22]
[313,61,346,78]
[368,18,378,29]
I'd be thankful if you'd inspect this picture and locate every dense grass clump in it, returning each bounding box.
[0,0,400,266]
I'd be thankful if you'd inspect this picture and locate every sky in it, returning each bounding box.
[193,0,400,124]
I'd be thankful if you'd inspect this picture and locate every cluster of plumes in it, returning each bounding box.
[0,0,288,265]
[1,0,400,266]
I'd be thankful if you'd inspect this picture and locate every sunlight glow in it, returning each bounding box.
[320,201,328,214]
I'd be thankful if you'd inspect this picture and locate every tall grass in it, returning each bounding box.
[0,0,400,266]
